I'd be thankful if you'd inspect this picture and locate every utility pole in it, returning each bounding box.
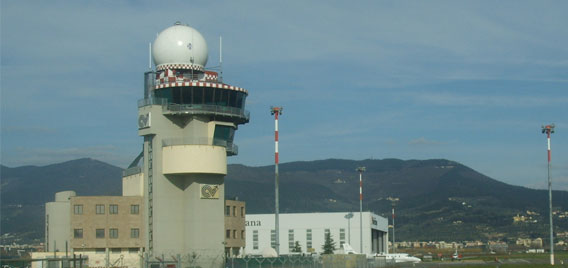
[271,106,283,255]
[542,124,555,265]
[356,166,366,254]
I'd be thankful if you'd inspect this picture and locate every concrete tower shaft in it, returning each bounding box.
[137,22,249,268]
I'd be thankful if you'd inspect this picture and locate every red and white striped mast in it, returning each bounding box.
[271,106,283,255]
[356,166,366,253]
[542,123,555,265]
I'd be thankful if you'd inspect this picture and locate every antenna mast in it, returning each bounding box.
[219,36,223,83]
[148,43,152,70]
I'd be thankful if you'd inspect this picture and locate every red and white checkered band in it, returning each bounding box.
[204,71,218,81]
[154,82,248,94]
[156,63,204,71]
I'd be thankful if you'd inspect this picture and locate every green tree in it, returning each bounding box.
[292,241,302,252]
[322,232,336,254]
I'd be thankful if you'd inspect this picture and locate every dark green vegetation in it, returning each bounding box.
[226,159,568,242]
[322,232,337,254]
[0,159,122,243]
[2,158,568,244]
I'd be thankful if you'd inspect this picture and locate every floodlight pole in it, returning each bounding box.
[271,106,283,255]
[542,124,555,265]
[392,206,396,253]
[345,212,354,244]
[356,166,366,254]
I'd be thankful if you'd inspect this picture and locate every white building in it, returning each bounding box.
[245,212,388,256]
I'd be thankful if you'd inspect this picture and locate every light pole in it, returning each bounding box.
[542,124,555,265]
[392,206,396,253]
[356,166,366,254]
[344,212,354,245]
[271,106,283,255]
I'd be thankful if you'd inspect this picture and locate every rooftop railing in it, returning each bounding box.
[122,166,142,177]
[138,98,250,123]
[162,137,238,156]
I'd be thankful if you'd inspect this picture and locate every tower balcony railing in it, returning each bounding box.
[162,137,238,156]
[122,166,142,177]
[138,98,250,123]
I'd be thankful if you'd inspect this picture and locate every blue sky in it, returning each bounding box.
[1,0,567,189]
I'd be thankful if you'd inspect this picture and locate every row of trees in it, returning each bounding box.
[291,233,337,254]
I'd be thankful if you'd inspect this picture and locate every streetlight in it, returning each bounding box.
[356,166,366,253]
[392,206,396,253]
[344,212,354,245]
[542,123,555,265]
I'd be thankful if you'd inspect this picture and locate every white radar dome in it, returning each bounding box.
[152,22,208,71]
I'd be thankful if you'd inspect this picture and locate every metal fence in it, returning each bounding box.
[226,256,321,268]
[224,255,398,268]
[1,255,88,268]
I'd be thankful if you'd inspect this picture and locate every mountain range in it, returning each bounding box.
[2,158,567,244]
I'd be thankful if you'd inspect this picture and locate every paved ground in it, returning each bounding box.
[395,258,550,267]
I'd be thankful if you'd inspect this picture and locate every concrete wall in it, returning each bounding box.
[123,172,144,196]
[244,212,388,256]
[322,254,367,268]
[45,191,75,252]
[31,250,143,268]
[162,145,227,174]
[139,105,228,267]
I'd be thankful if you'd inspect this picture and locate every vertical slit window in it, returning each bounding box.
[229,91,236,107]
[204,88,214,105]
[253,230,259,250]
[193,87,204,104]
[172,87,181,104]
[182,87,192,104]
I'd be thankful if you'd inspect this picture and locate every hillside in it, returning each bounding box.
[2,158,567,244]
[0,158,122,242]
[225,159,568,242]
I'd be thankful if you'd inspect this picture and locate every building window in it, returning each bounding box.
[225,206,230,216]
[96,229,105,238]
[241,207,245,217]
[110,228,118,239]
[253,230,259,250]
[74,229,83,238]
[340,228,346,246]
[96,204,105,214]
[128,248,139,254]
[131,228,140,238]
[233,206,236,216]
[324,229,330,241]
[226,229,230,239]
[306,229,312,250]
[109,204,118,214]
[96,248,105,254]
[111,248,121,254]
[288,229,295,251]
[74,205,83,215]
[131,205,139,214]
[271,229,276,249]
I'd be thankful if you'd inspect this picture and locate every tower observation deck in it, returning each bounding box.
[135,22,249,267]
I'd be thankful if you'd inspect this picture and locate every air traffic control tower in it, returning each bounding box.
[137,22,249,267]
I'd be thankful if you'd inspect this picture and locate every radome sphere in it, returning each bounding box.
[152,22,208,70]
